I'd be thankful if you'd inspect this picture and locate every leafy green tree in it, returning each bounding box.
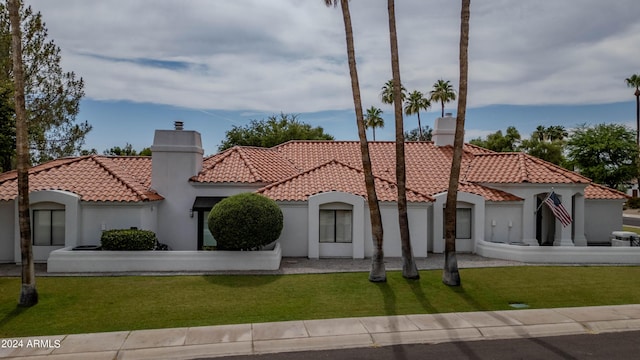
[380,79,407,105]
[469,126,520,152]
[430,79,456,117]
[0,85,14,172]
[364,106,384,141]
[326,0,386,282]
[404,90,430,140]
[0,2,90,165]
[218,113,333,151]
[404,125,432,141]
[626,74,640,146]
[519,137,565,165]
[103,143,150,156]
[566,123,639,189]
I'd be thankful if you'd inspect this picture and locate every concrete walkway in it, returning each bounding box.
[2,304,640,359]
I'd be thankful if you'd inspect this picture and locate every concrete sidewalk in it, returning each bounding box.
[2,304,640,360]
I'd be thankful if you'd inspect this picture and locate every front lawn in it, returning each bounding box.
[1,266,639,337]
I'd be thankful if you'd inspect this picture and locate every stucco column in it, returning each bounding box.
[573,194,587,246]
[554,191,574,246]
[522,196,539,246]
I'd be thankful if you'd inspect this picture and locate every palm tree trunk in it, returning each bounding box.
[10,0,38,306]
[635,90,639,147]
[339,0,386,282]
[373,127,376,141]
[387,0,418,279]
[441,101,445,117]
[443,0,470,286]
[417,112,423,140]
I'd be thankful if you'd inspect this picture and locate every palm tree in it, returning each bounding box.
[380,79,407,105]
[626,74,640,146]
[364,106,384,141]
[430,79,457,117]
[443,0,470,287]
[325,0,386,282]
[533,125,547,141]
[9,0,38,306]
[404,90,431,140]
[547,125,568,142]
[386,0,419,279]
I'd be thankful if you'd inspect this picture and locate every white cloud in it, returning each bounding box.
[27,0,640,113]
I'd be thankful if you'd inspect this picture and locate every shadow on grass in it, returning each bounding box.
[0,306,28,329]
[448,284,486,311]
[406,278,437,313]
[202,274,281,287]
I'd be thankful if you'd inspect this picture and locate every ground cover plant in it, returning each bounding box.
[1,266,639,337]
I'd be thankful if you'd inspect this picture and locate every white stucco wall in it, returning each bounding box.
[13,190,81,263]
[432,192,485,253]
[80,202,159,246]
[277,202,308,257]
[484,202,523,244]
[0,200,14,262]
[585,199,624,244]
[375,203,429,258]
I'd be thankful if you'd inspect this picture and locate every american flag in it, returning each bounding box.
[544,191,572,227]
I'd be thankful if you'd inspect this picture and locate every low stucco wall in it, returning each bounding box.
[476,240,640,264]
[47,243,282,272]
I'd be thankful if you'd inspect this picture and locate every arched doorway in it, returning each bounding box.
[535,193,555,246]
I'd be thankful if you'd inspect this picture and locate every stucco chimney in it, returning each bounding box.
[433,113,457,147]
[151,122,203,194]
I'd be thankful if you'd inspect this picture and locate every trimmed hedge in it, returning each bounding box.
[101,229,157,250]
[208,193,283,251]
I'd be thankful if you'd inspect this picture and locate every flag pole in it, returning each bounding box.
[535,187,554,213]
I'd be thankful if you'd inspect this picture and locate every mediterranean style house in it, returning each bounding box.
[0,115,629,264]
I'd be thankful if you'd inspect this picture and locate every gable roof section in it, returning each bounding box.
[192,146,299,183]
[0,156,162,202]
[585,183,630,200]
[257,160,433,202]
[464,152,591,184]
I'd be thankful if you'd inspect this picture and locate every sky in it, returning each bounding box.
[25,0,640,155]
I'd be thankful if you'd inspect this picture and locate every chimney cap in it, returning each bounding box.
[174,121,184,130]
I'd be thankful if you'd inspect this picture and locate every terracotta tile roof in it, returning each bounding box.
[257,160,433,202]
[192,146,299,183]
[0,156,162,202]
[585,183,630,200]
[459,182,523,202]
[464,152,591,184]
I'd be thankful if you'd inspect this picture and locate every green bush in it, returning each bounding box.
[101,229,157,250]
[208,193,283,251]
[627,197,640,209]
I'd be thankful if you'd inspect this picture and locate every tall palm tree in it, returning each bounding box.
[364,106,384,141]
[380,79,407,105]
[547,125,568,142]
[387,0,419,279]
[443,0,470,287]
[626,74,640,146]
[430,79,457,117]
[325,0,386,282]
[404,90,431,140]
[9,0,38,306]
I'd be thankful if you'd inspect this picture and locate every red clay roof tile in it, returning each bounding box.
[0,156,161,202]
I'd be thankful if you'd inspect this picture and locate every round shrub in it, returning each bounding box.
[208,193,283,250]
[101,229,157,250]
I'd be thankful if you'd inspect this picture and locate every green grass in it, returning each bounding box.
[623,226,640,233]
[1,267,640,337]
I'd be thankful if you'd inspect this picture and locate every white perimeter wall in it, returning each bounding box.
[484,202,523,244]
[81,202,159,246]
[0,200,14,262]
[585,199,624,243]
